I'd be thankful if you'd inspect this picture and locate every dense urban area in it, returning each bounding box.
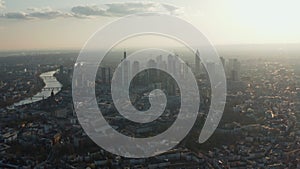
[0,49,299,169]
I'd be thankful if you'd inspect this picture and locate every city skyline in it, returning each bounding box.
[0,1,300,168]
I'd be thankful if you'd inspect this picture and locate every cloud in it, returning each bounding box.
[0,2,183,20]
[0,0,5,9]
[71,2,182,17]
[5,12,28,19]
[105,2,159,16]
[71,5,107,16]
[1,7,71,20]
[27,7,71,19]
[161,3,182,15]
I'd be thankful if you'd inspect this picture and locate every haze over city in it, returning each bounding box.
[1,0,300,50]
[0,1,300,169]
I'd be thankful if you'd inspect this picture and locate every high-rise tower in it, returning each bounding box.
[195,50,201,76]
[122,51,130,86]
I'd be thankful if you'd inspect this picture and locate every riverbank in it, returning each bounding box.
[6,70,62,108]
[0,74,45,108]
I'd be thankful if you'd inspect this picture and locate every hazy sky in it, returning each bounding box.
[1,0,300,50]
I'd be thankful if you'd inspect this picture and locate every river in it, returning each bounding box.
[13,70,62,107]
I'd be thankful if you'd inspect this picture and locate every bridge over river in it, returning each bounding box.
[13,70,62,106]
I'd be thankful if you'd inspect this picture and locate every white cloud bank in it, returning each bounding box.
[1,2,182,20]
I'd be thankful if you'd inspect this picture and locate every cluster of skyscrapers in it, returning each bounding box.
[98,50,241,89]
[194,50,241,82]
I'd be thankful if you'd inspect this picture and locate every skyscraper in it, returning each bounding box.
[167,54,176,75]
[195,50,200,76]
[101,67,111,84]
[183,62,189,79]
[131,61,140,85]
[132,61,140,77]
[228,58,241,81]
[174,54,181,77]
[107,67,111,84]
[156,55,163,65]
[123,51,127,60]
[220,57,225,68]
[156,55,163,79]
[121,51,130,86]
[101,67,106,84]
[207,62,216,77]
[147,59,157,83]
